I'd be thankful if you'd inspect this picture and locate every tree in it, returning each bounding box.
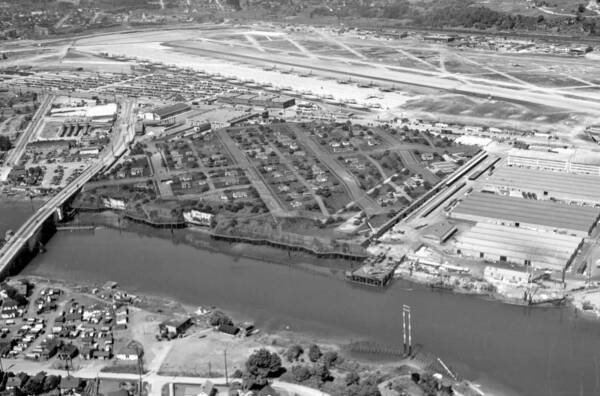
[285,345,304,362]
[308,344,322,362]
[42,375,60,393]
[313,364,331,383]
[22,373,45,395]
[346,371,360,386]
[208,310,233,327]
[0,135,11,151]
[347,375,381,396]
[232,369,243,378]
[322,351,339,368]
[291,365,312,382]
[244,349,283,388]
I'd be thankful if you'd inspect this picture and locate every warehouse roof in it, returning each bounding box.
[153,102,191,118]
[456,223,582,270]
[236,94,256,100]
[484,166,600,202]
[422,221,457,242]
[507,148,600,166]
[453,192,600,234]
[272,96,295,103]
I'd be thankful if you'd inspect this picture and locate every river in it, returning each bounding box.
[21,227,600,396]
[0,200,41,236]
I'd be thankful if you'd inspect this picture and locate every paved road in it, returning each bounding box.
[0,99,135,275]
[268,143,330,218]
[288,124,379,215]
[397,150,440,186]
[216,129,288,217]
[5,94,54,166]
[2,366,329,396]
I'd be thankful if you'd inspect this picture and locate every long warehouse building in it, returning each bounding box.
[451,192,600,237]
[455,222,583,271]
[482,166,600,205]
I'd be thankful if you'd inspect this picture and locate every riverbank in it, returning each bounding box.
[27,223,600,395]
[69,210,358,277]
[69,210,579,312]
[15,274,502,396]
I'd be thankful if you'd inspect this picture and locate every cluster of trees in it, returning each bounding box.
[242,349,283,389]
[373,150,404,172]
[235,343,384,395]
[208,310,233,327]
[416,3,540,31]
[281,344,341,388]
[0,371,69,396]
[0,135,11,151]
[304,0,600,35]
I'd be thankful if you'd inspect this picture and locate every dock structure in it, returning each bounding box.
[346,254,401,288]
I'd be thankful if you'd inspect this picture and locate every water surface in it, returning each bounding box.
[23,228,600,396]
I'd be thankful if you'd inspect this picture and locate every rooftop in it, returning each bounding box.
[456,222,582,270]
[452,192,600,234]
[422,221,457,242]
[483,166,600,202]
[508,148,600,166]
[153,102,191,118]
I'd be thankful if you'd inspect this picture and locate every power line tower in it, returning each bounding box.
[224,349,229,386]
[402,304,412,357]
[136,345,144,396]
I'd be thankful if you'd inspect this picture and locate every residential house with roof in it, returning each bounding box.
[59,376,82,394]
[115,341,142,361]
[197,380,217,396]
[1,299,25,319]
[6,373,29,390]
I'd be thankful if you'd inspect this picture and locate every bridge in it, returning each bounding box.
[0,99,136,279]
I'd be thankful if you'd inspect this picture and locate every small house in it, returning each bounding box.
[59,376,82,393]
[159,318,192,338]
[115,341,142,361]
[6,373,29,390]
[198,380,217,396]
[218,324,239,336]
[58,344,79,360]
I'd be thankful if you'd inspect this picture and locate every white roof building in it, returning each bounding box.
[455,222,583,271]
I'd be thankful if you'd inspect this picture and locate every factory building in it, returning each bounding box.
[143,103,191,121]
[455,222,583,271]
[507,149,600,175]
[482,166,600,205]
[218,93,295,109]
[451,192,600,237]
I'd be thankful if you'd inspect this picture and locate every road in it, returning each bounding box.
[397,150,440,186]
[216,128,288,217]
[288,124,379,215]
[0,99,135,276]
[5,94,54,166]
[267,143,330,218]
[1,366,328,396]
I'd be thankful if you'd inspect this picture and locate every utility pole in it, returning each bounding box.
[136,346,143,396]
[402,305,407,355]
[224,349,229,385]
[402,304,412,356]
